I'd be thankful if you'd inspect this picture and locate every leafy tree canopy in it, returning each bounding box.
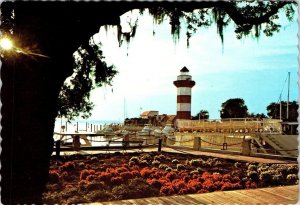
[192,110,209,120]
[220,98,248,118]
[248,112,267,119]
[124,1,296,46]
[266,100,298,121]
[57,37,118,120]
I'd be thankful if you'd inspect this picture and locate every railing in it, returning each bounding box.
[53,134,162,157]
[176,118,282,133]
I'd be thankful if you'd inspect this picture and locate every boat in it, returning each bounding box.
[137,124,154,136]
[162,124,175,136]
[97,127,116,137]
[114,129,130,136]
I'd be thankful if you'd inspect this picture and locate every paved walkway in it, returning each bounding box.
[161,147,297,164]
[56,146,297,164]
[88,185,299,205]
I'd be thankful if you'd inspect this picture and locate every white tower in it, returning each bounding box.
[173,67,195,119]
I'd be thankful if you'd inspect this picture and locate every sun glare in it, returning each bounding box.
[0,37,13,50]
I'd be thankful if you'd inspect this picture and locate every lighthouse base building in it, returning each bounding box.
[173,67,195,120]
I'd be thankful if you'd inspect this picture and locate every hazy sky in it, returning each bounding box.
[86,8,298,122]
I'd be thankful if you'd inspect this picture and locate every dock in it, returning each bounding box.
[88,185,298,205]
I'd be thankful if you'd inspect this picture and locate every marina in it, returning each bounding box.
[53,116,298,160]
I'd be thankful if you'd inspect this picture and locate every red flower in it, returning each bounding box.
[171,179,186,192]
[96,171,112,183]
[222,174,232,182]
[59,161,75,172]
[160,185,175,195]
[116,167,128,173]
[130,170,141,177]
[231,176,240,183]
[106,167,118,176]
[146,178,162,189]
[221,182,242,191]
[202,179,217,192]
[122,163,129,168]
[245,181,257,189]
[85,164,92,169]
[187,179,202,191]
[86,175,96,182]
[158,177,170,185]
[111,176,123,185]
[140,167,153,178]
[120,171,134,181]
[151,170,164,179]
[212,173,222,182]
[48,170,60,183]
[165,171,178,181]
[80,169,95,181]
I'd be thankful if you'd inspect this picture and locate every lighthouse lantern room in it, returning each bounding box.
[173,66,196,119]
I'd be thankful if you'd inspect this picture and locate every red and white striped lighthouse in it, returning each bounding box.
[173,67,195,119]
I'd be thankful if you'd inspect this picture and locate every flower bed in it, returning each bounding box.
[43,151,298,204]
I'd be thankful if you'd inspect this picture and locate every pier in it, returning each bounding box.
[92,185,298,205]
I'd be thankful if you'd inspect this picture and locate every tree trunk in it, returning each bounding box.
[1,55,68,204]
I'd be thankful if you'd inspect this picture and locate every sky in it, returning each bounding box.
[83,7,298,122]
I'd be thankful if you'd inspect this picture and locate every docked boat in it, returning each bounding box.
[97,127,115,137]
[114,129,130,136]
[137,124,154,136]
[162,124,175,136]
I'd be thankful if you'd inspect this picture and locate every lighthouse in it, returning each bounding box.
[173,67,195,119]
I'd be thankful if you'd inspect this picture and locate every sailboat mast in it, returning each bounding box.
[124,97,126,121]
[279,94,282,121]
[286,72,290,120]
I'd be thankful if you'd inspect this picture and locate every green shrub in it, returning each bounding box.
[247,164,257,171]
[139,160,149,167]
[152,160,161,167]
[42,191,61,204]
[177,164,185,171]
[234,162,242,169]
[272,174,284,185]
[259,171,273,184]
[140,153,152,162]
[85,181,107,192]
[172,159,179,164]
[247,171,259,181]
[287,174,298,184]
[129,156,140,164]
[112,177,159,200]
[165,167,172,172]
[60,187,80,200]
[189,159,203,166]
[158,154,166,160]
[78,162,85,169]
[190,170,199,175]
[85,190,114,202]
[128,161,136,167]
[257,166,269,173]
[287,165,298,174]
[158,164,169,170]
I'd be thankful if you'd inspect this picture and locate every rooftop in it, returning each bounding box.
[180,66,189,72]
